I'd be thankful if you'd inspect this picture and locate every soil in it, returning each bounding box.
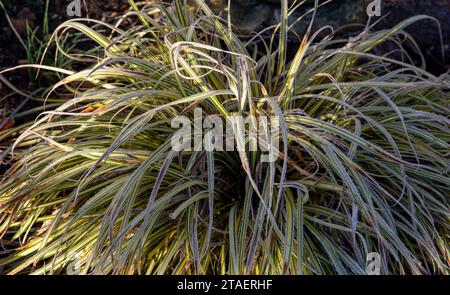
[0,0,130,126]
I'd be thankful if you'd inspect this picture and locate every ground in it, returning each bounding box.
[0,0,130,126]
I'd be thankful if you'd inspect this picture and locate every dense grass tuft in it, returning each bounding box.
[0,0,449,274]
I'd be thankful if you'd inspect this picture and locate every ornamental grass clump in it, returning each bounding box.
[0,0,449,274]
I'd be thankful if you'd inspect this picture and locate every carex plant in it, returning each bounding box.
[0,0,449,274]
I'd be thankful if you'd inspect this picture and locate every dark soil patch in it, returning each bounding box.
[0,0,130,125]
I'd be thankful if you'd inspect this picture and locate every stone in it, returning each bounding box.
[203,1,367,34]
[200,0,450,70]
[229,3,271,33]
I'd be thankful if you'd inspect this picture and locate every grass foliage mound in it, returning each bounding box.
[0,0,449,274]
